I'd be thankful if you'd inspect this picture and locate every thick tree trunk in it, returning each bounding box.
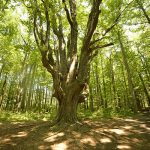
[55,97,78,124]
[52,80,84,124]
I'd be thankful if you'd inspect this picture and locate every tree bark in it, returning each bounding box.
[56,97,78,124]
[54,81,83,124]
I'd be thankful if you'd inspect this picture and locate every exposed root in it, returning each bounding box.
[48,118,93,134]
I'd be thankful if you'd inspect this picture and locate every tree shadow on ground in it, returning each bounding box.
[0,113,150,150]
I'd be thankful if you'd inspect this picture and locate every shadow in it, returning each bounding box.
[0,113,150,150]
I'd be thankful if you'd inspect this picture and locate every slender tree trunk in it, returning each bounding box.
[5,80,13,110]
[27,63,36,110]
[120,57,130,109]
[139,73,150,106]
[89,84,94,112]
[137,48,150,81]
[100,54,107,108]
[0,74,7,108]
[109,54,117,108]
[95,58,103,109]
[118,32,138,112]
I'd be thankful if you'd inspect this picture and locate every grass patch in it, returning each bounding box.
[0,108,136,122]
[0,110,55,122]
[78,108,135,120]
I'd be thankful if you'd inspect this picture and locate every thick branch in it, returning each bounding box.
[42,0,51,44]
[64,0,78,58]
[33,0,45,47]
[33,0,56,74]
[81,0,102,51]
[78,0,102,83]
[58,16,68,76]
[41,51,54,74]
[33,10,41,50]
[66,55,77,83]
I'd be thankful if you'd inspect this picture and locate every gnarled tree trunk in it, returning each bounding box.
[53,78,86,124]
[56,97,78,123]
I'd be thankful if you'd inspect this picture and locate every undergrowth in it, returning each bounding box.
[78,108,135,120]
[0,108,136,122]
[0,110,55,122]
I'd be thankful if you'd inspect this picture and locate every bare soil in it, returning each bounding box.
[0,112,150,150]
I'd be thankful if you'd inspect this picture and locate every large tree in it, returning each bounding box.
[24,0,128,124]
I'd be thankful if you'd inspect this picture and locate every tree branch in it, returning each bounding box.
[1,0,10,11]
[78,0,102,83]
[33,10,41,50]
[62,0,73,27]
[90,0,135,46]
[81,0,102,51]
[90,42,114,51]
[137,0,150,24]
[42,0,51,44]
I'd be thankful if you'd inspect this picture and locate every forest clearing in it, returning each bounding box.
[0,0,150,149]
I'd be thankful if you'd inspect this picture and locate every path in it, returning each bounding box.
[0,113,150,150]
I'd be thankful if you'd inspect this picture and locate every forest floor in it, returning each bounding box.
[0,112,150,150]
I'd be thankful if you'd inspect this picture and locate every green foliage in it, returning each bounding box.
[78,107,135,120]
[0,110,54,122]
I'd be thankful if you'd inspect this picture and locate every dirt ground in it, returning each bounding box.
[0,112,150,150]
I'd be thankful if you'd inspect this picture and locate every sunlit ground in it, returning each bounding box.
[0,113,150,150]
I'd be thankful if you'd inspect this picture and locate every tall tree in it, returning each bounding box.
[25,0,120,124]
[118,31,138,112]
